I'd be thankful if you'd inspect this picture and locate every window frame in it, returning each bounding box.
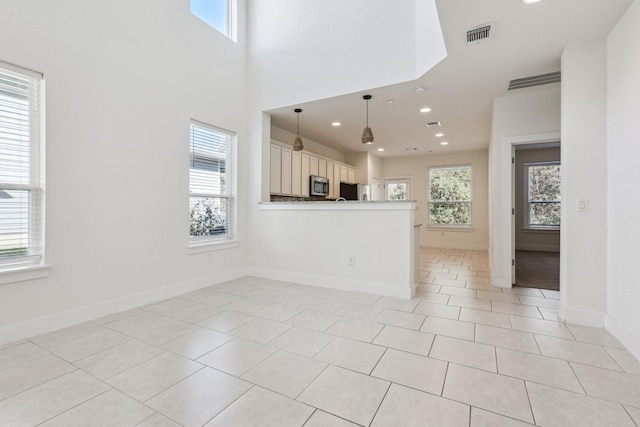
[0,61,47,280]
[384,178,411,201]
[188,120,236,248]
[523,161,561,230]
[427,165,473,229]
[190,0,237,42]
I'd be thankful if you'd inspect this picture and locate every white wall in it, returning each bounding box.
[560,42,608,326]
[247,0,446,111]
[514,147,561,252]
[489,84,561,287]
[606,0,640,359]
[0,0,248,344]
[249,203,416,299]
[270,126,347,163]
[345,153,369,185]
[382,150,489,251]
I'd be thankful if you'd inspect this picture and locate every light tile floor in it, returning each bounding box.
[1,247,640,426]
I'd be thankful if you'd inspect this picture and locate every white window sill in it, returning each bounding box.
[188,240,240,255]
[0,264,51,285]
[426,225,475,232]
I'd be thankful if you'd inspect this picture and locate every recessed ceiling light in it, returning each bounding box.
[440,141,449,146]
[386,99,395,104]
[377,148,385,152]
[435,133,444,137]
[415,86,426,94]
[331,122,341,127]
[420,107,432,113]
[522,0,542,4]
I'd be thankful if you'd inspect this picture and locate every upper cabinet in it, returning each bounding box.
[270,141,356,196]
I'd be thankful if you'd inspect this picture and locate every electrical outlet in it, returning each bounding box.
[208,253,214,263]
[348,256,355,265]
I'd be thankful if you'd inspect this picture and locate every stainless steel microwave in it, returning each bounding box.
[310,175,329,196]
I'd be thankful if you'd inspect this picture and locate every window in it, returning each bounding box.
[428,165,472,227]
[189,121,235,245]
[190,0,235,40]
[385,178,410,201]
[526,162,560,228]
[0,62,44,271]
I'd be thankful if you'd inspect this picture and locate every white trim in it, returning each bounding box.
[187,240,240,254]
[248,266,415,300]
[558,301,605,328]
[0,265,50,286]
[0,268,246,346]
[606,313,640,363]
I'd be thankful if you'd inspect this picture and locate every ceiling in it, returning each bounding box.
[268,0,633,157]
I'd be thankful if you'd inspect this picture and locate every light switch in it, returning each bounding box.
[577,199,589,212]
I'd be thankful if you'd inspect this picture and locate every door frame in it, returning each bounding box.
[508,133,561,284]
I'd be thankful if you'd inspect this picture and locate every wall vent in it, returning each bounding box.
[508,71,561,90]
[467,24,493,44]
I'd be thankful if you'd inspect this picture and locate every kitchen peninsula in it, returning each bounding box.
[252,200,419,299]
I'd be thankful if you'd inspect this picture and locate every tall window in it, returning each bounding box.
[428,165,472,227]
[526,162,560,228]
[190,0,235,40]
[189,121,235,245]
[0,62,44,270]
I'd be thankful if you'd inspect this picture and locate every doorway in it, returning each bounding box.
[512,143,561,290]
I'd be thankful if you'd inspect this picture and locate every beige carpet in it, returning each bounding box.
[515,250,560,291]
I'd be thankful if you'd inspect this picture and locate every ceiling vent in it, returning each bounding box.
[508,71,561,90]
[466,23,493,44]
[426,121,442,128]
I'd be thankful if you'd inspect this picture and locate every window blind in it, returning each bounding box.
[189,121,235,244]
[0,62,44,268]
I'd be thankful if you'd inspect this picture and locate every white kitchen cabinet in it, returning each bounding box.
[326,162,334,198]
[340,166,348,184]
[291,151,302,196]
[281,147,292,195]
[348,168,356,184]
[333,165,341,198]
[270,144,282,194]
[310,156,319,176]
[319,159,327,178]
[301,153,310,197]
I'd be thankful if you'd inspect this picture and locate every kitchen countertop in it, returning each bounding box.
[258,200,417,211]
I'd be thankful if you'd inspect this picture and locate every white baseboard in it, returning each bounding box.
[248,266,414,300]
[0,268,246,346]
[606,313,640,363]
[558,301,605,327]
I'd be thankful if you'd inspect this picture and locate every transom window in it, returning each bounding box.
[428,165,472,227]
[189,121,235,245]
[190,0,235,40]
[526,162,561,228]
[0,62,45,271]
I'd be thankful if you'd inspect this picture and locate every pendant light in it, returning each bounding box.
[293,108,304,151]
[361,95,374,144]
